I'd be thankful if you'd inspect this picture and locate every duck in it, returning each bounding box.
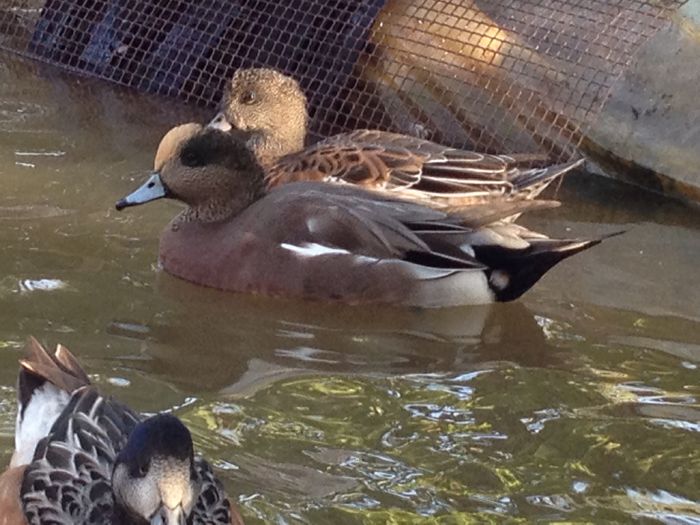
[0,336,243,525]
[206,67,584,211]
[115,123,616,307]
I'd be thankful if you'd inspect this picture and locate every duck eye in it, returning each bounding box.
[131,460,151,478]
[240,90,258,105]
[181,150,205,167]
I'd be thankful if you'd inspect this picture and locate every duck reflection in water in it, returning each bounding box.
[108,277,558,395]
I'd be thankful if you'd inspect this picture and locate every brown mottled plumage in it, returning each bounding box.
[208,67,583,212]
[0,337,243,525]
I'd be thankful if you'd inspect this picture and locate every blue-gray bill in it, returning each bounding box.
[116,172,167,210]
[150,505,186,525]
[207,111,232,132]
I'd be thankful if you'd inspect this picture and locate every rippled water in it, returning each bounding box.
[0,55,698,523]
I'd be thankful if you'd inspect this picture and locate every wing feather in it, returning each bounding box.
[190,457,236,525]
[266,130,580,209]
[20,386,235,524]
[21,387,139,524]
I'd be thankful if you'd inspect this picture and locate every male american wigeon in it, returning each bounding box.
[115,123,614,307]
[206,68,583,211]
[0,337,243,525]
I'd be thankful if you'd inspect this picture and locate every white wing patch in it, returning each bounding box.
[459,243,476,257]
[12,383,71,467]
[281,242,351,257]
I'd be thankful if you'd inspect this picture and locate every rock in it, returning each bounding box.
[583,2,700,204]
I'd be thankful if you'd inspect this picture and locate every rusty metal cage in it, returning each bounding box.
[0,0,687,161]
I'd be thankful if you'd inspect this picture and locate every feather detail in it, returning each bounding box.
[14,340,235,524]
[12,338,91,468]
[191,458,234,525]
[21,387,138,524]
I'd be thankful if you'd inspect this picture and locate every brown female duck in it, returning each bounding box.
[207,67,583,211]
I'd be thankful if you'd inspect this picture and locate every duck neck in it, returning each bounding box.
[176,200,241,225]
[248,127,305,166]
[176,183,266,226]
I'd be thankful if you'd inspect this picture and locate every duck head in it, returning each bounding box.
[208,68,308,162]
[112,414,199,525]
[116,123,266,223]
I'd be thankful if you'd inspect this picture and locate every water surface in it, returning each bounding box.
[0,55,698,523]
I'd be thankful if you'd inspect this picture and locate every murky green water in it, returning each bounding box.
[0,55,698,523]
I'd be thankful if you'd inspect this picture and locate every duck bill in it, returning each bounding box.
[150,505,186,525]
[116,172,167,211]
[207,111,233,132]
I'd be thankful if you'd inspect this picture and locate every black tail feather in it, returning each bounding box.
[475,231,622,302]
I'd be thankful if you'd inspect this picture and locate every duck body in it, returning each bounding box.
[0,467,25,525]
[160,182,495,306]
[0,337,242,525]
[117,124,614,307]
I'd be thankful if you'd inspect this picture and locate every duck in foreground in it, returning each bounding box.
[0,337,242,525]
[115,123,617,307]
[207,67,584,211]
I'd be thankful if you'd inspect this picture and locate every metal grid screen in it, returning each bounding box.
[0,0,686,160]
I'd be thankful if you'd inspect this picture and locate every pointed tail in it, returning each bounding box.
[11,337,90,467]
[476,230,623,302]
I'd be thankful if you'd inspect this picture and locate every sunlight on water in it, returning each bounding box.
[0,55,697,523]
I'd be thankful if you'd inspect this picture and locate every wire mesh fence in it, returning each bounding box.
[0,0,687,161]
